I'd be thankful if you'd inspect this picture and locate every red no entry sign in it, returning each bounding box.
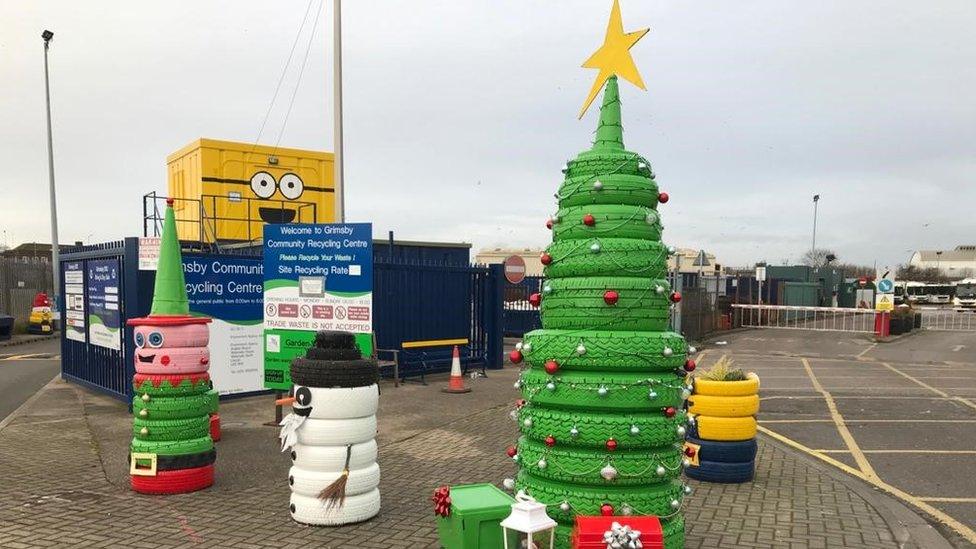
[503,255,527,284]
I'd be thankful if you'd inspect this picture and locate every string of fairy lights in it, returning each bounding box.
[500,144,698,522]
[545,237,671,276]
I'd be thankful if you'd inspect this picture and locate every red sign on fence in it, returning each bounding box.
[503,255,527,284]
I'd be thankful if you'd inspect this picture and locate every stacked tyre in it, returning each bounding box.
[684,374,759,483]
[129,321,217,494]
[286,331,381,526]
[510,77,691,549]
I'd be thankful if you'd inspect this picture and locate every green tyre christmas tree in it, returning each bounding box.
[509,76,693,549]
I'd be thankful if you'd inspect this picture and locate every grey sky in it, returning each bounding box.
[2,1,974,268]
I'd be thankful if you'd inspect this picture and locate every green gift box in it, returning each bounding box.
[436,483,519,549]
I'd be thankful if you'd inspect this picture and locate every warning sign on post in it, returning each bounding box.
[138,237,161,270]
[262,223,373,390]
[875,293,894,312]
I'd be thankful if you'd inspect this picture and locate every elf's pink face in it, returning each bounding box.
[134,324,209,369]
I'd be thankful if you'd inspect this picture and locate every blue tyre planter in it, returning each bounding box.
[685,459,755,483]
[686,436,757,463]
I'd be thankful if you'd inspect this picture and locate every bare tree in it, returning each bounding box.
[896,264,952,283]
[801,248,837,268]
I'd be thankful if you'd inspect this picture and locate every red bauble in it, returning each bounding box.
[684,446,696,458]
[664,406,677,418]
[545,435,556,447]
[583,214,596,226]
[509,350,523,364]
[540,253,553,265]
[658,192,670,204]
[671,291,682,303]
[515,398,527,408]
[684,359,697,372]
[546,218,553,230]
[544,360,560,375]
[600,504,614,516]
[603,290,619,305]
[605,438,618,451]
[529,293,542,307]
[506,446,518,458]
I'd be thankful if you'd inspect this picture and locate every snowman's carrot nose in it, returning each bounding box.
[276,396,295,406]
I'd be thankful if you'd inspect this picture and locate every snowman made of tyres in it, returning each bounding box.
[279,330,381,525]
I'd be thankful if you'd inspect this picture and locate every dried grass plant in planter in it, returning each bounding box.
[683,358,760,483]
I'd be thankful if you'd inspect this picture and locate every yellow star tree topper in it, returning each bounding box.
[578,0,649,119]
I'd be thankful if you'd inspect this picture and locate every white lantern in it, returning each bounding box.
[501,491,558,549]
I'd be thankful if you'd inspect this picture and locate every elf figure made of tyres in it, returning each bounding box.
[128,198,218,494]
[279,330,381,525]
[508,76,695,549]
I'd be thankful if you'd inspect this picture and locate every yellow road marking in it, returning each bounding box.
[759,425,976,544]
[761,419,833,423]
[856,343,877,359]
[800,357,877,479]
[879,361,976,412]
[816,449,976,454]
[763,419,976,424]
[761,395,960,401]
[918,497,976,503]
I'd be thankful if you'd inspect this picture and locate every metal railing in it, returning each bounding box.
[919,309,976,331]
[732,304,877,333]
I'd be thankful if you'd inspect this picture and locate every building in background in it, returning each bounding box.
[1,242,82,263]
[669,248,724,275]
[909,245,976,278]
[475,248,545,276]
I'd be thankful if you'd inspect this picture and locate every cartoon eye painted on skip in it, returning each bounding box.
[278,173,304,200]
[250,171,277,199]
[295,386,312,407]
[135,332,145,348]
[147,331,165,348]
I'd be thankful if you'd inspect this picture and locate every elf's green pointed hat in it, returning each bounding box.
[592,76,625,151]
[150,199,189,316]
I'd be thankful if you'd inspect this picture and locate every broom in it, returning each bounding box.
[319,444,352,509]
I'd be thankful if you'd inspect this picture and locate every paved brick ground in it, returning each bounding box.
[0,366,936,549]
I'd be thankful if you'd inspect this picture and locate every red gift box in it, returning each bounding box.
[571,515,663,549]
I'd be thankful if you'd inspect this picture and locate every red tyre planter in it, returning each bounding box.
[210,414,221,442]
[131,464,214,495]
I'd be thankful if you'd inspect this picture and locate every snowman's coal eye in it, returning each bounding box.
[135,332,145,348]
[295,386,312,407]
[148,332,164,348]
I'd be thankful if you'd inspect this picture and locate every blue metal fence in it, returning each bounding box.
[61,241,504,400]
[60,238,140,400]
[503,275,543,337]
[373,261,503,377]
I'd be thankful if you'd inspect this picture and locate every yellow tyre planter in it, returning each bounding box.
[693,415,757,441]
[693,374,759,397]
[689,394,760,417]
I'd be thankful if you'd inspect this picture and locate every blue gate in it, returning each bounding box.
[373,261,504,375]
[60,239,141,400]
[503,275,543,337]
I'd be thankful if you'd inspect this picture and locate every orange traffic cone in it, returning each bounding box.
[442,345,472,394]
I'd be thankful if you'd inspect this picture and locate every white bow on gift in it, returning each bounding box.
[278,413,307,452]
[603,521,643,549]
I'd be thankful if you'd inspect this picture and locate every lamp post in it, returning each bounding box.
[811,194,820,256]
[332,0,345,222]
[42,29,61,314]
